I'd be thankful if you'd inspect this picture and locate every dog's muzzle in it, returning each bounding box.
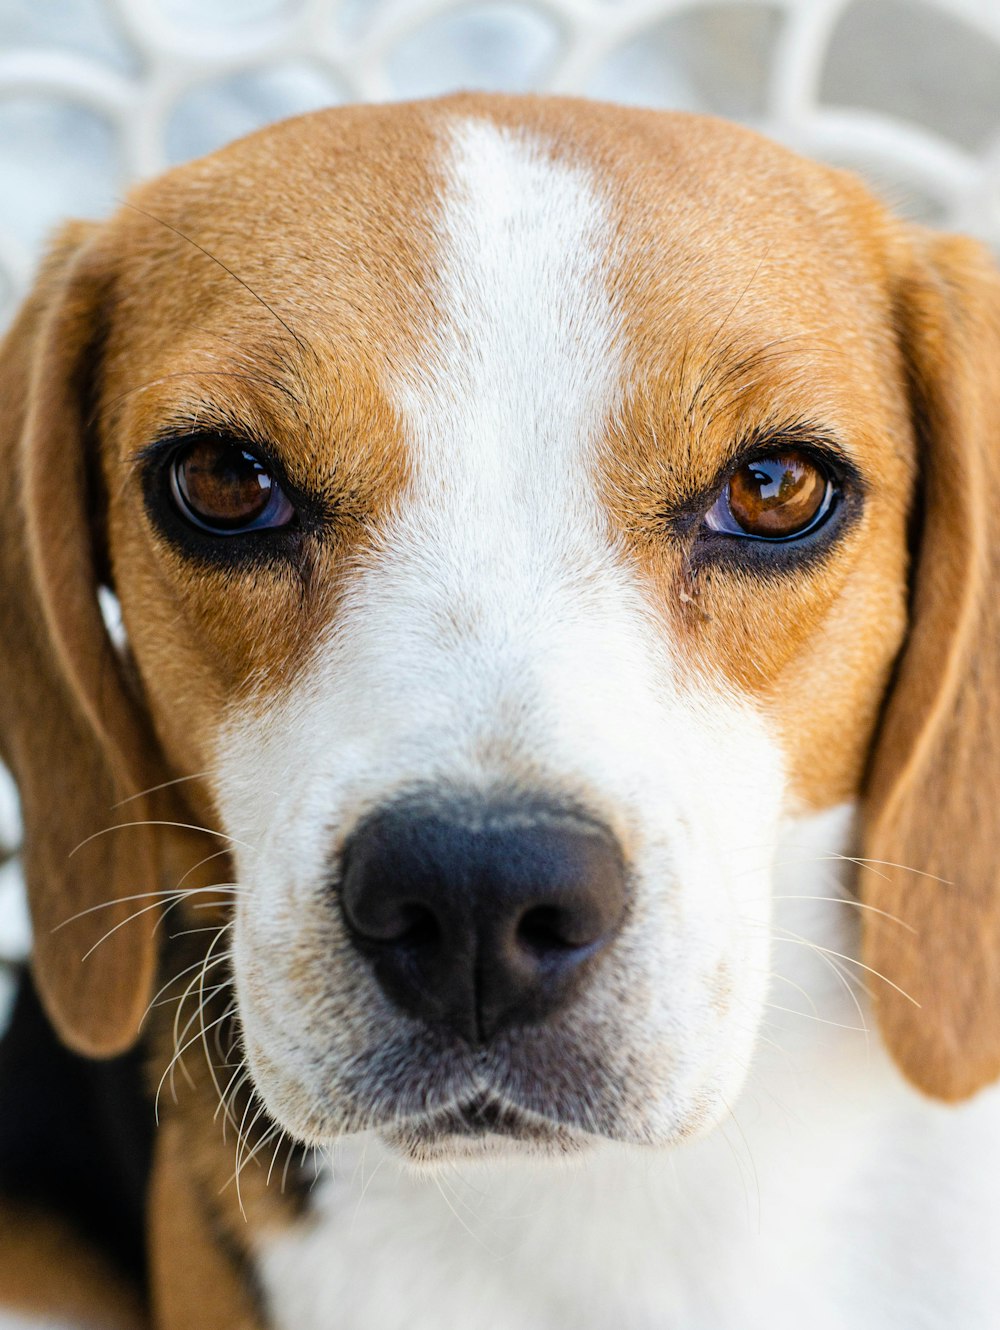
[339,796,629,1045]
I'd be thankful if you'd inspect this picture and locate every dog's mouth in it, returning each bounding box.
[380,1092,591,1164]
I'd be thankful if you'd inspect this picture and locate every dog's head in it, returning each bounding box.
[2,96,998,1162]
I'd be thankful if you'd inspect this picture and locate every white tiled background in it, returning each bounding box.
[2,0,1000,1009]
[3,0,1000,327]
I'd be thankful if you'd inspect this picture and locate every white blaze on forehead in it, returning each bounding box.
[217,117,646,854]
[220,113,786,1155]
[217,115,777,843]
[393,115,623,545]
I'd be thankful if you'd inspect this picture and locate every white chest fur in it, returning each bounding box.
[256,809,1000,1330]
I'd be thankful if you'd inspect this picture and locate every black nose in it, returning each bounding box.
[339,797,628,1045]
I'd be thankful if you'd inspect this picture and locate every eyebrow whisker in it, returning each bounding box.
[123,203,313,360]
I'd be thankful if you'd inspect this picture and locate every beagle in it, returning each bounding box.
[1,93,999,1330]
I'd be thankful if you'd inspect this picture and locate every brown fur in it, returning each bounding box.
[1,95,999,1325]
[861,233,1000,1101]
[0,222,168,1057]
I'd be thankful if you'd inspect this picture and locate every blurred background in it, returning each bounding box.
[3,0,1000,332]
[2,0,1000,1002]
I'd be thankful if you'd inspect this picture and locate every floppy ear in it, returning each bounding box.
[861,230,1000,1102]
[0,223,167,1056]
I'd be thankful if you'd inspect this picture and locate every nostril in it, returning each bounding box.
[344,895,441,949]
[388,903,439,949]
[516,905,587,954]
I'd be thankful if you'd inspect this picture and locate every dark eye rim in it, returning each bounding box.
[705,448,837,544]
[165,438,294,535]
[675,432,865,578]
[139,431,321,566]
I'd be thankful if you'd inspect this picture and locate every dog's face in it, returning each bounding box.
[107,99,914,1158]
[3,96,1000,1159]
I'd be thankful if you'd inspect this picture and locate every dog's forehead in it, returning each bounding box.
[106,95,896,404]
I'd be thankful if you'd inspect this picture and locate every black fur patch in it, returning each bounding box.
[0,967,153,1290]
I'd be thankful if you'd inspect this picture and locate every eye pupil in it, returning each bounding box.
[180,446,270,525]
[726,450,830,539]
[169,438,294,534]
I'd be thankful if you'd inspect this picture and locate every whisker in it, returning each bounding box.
[771,927,920,1007]
[156,1006,232,1122]
[765,968,821,1018]
[143,955,216,1023]
[152,979,229,1012]
[698,242,776,383]
[171,990,229,1077]
[350,1152,389,1235]
[430,1172,494,1254]
[717,1101,760,1233]
[124,203,313,358]
[776,850,953,887]
[198,928,238,1136]
[112,772,213,808]
[55,884,237,931]
[168,921,240,939]
[217,1064,252,1132]
[77,897,176,962]
[748,916,873,1046]
[233,1100,271,1218]
[764,1002,867,1033]
[238,1119,281,1181]
[771,894,917,933]
[174,847,234,891]
[267,1131,291,1188]
[70,820,254,857]
[817,949,874,1056]
[60,884,237,964]
[159,941,233,1116]
[171,941,235,1064]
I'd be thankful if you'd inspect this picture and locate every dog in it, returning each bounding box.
[0,92,999,1330]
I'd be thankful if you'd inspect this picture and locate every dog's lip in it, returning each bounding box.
[383,1092,590,1153]
[399,1092,537,1139]
[436,1093,529,1137]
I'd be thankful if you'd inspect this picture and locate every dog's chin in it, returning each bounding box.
[251,1048,743,1167]
[378,1095,595,1167]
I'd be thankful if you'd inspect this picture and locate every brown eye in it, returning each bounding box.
[706,449,834,541]
[168,437,295,534]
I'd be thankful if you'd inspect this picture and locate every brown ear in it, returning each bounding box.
[0,224,166,1056]
[862,230,1000,1101]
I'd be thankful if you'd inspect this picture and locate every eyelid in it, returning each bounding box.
[136,428,275,473]
[721,431,855,487]
[138,428,326,568]
[139,429,310,513]
[646,430,865,588]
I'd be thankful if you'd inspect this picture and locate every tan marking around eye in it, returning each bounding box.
[580,109,918,811]
[95,102,450,779]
